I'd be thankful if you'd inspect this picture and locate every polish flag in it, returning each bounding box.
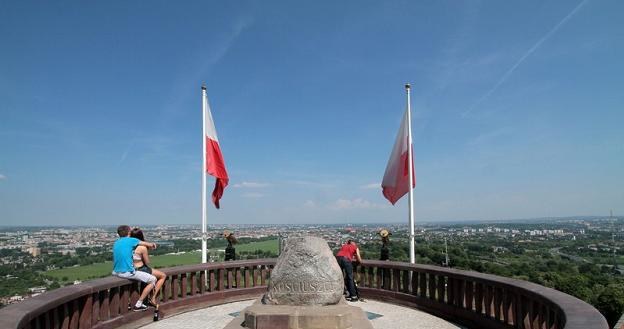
[203,91,229,209]
[381,109,415,204]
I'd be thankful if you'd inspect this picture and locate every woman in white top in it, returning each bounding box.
[131,228,166,306]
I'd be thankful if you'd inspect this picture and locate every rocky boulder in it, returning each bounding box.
[263,236,343,306]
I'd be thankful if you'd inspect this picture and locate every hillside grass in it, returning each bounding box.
[45,239,278,282]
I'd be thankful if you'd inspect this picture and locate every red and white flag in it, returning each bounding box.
[203,91,229,209]
[381,109,415,204]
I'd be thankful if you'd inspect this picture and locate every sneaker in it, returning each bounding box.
[133,303,148,312]
[347,297,359,302]
[144,299,157,308]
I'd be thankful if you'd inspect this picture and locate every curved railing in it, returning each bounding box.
[0,259,607,329]
[0,259,275,329]
[356,260,607,329]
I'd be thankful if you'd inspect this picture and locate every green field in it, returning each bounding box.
[45,239,278,282]
[235,239,278,253]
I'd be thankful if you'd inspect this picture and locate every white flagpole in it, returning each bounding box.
[201,85,208,264]
[405,83,415,264]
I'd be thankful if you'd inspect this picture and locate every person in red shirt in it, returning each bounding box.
[336,239,362,301]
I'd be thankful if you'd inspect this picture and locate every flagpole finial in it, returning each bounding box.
[201,84,207,91]
[405,83,411,90]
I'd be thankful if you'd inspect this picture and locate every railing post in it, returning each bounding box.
[219,268,225,291]
[428,274,436,300]
[475,282,483,315]
[79,294,93,329]
[210,270,217,292]
[200,270,206,294]
[465,281,474,311]
[436,275,445,302]
[419,272,427,297]
[110,287,120,317]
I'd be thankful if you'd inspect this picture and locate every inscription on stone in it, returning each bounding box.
[270,281,342,294]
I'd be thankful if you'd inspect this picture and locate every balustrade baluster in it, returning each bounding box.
[210,270,217,292]
[163,277,171,301]
[60,303,70,329]
[99,290,109,321]
[545,307,551,329]
[485,285,494,317]
[200,270,207,293]
[236,268,242,288]
[219,268,226,291]
[402,270,410,293]
[261,267,267,286]
[530,301,539,329]
[41,311,49,329]
[503,289,511,324]
[79,294,92,329]
[419,272,427,297]
[171,275,179,300]
[53,306,61,329]
[437,275,446,302]
[429,274,438,300]
[410,270,418,295]
[475,283,483,315]
[130,281,139,308]
[181,273,188,298]
[190,272,197,296]
[91,292,99,327]
[69,300,79,329]
[446,277,454,305]
[120,285,129,315]
[110,287,120,317]
[254,267,262,287]
[457,279,465,308]
[465,281,474,310]
[392,269,400,292]
[494,287,502,320]
[243,267,250,287]
[538,304,546,329]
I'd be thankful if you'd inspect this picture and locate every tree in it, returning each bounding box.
[594,284,624,328]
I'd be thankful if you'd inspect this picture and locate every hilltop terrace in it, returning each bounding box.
[0,259,607,329]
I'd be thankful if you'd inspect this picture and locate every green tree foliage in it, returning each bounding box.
[594,284,624,327]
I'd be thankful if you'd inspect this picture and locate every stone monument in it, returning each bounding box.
[224,236,373,329]
[263,236,343,305]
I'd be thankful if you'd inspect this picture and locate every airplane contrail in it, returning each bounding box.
[462,0,589,117]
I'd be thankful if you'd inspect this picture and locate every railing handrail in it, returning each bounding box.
[360,260,607,329]
[0,258,607,329]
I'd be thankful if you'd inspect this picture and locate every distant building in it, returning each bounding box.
[27,246,41,257]
[29,287,46,295]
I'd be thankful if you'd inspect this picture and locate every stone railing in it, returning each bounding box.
[0,259,607,329]
[0,259,275,329]
[355,260,608,329]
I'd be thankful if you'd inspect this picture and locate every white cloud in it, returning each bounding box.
[288,180,335,188]
[330,198,388,210]
[0,174,5,180]
[360,183,380,189]
[242,192,265,198]
[232,181,271,188]
[303,200,316,208]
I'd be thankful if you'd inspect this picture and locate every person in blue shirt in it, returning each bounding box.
[112,225,158,311]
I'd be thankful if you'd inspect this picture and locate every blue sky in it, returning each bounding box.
[1,0,622,226]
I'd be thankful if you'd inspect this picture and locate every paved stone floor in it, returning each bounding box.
[140,299,463,329]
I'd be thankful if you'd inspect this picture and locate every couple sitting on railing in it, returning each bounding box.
[111,225,166,312]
